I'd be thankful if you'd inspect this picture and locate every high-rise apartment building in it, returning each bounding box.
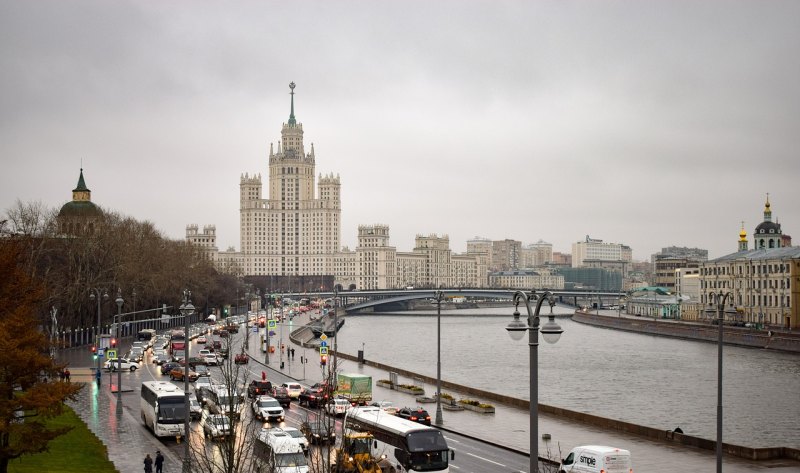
[238,83,341,277]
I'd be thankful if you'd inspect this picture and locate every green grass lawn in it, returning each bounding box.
[9,406,118,473]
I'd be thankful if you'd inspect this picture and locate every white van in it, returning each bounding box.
[258,428,309,473]
[559,445,632,473]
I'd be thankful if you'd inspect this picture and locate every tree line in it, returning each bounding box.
[2,199,242,333]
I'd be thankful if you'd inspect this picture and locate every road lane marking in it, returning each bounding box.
[462,450,506,467]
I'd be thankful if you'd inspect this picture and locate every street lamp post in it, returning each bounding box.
[245,288,251,351]
[115,289,124,397]
[707,290,732,473]
[179,290,195,473]
[89,289,109,381]
[434,290,444,426]
[506,290,563,473]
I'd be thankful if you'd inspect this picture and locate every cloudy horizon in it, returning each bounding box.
[2,1,798,261]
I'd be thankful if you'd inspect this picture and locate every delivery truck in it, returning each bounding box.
[336,373,372,405]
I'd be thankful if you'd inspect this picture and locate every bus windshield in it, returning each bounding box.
[408,451,449,471]
[157,398,186,424]
[407,431,449,471]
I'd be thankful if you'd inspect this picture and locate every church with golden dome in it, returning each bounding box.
[737,195,791,252]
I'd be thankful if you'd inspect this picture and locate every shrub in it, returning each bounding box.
[458,398,494,409]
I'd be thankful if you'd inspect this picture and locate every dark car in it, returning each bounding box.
[194,364,211,378]
[160,361,180,375]
[396,407,431,425]
[247,380,273,399]
[300,420,335,444]
[270,385,291,408]
[186,356,207,369]
[298,387,328,408]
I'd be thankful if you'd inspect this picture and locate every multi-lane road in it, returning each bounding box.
[109,318,542,472]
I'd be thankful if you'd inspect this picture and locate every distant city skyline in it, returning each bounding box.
[1,1,798,261]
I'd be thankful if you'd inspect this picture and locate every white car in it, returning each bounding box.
[325,398,350,417]
[204,353,219,366]
[252,396,285,422]
[280,426,310,451]
[201,410,231,439]
[370,400,398,415]
[189,394,202,420]
[281,382,303,399]
[103,358,138,371]
[195,377,213,393]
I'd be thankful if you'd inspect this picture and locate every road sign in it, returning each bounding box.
[268,319,277,329]
[106,349,117,359]
[319,346,328,355]
[320,341,327,347]
[252,327,258,333]
[97,348,105,357]
[320,334,328,341]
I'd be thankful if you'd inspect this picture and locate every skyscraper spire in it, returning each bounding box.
[288,81,296,126]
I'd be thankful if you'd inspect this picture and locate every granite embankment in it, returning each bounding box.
[571,310,800,353]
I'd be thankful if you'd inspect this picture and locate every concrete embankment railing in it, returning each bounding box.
[571,311,800,353]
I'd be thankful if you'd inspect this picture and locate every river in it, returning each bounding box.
[333,305,800,449]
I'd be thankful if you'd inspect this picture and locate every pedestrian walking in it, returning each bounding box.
[155,450,164,473]
[290,348,295,359]
[59,370,65,381]
[65,369,71,382]
[144,453,153,473]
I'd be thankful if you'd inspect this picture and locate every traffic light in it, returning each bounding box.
[91,345,97,361]
[320,354,328,366]
[110,338,116,348]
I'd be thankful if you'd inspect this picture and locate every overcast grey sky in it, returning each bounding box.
[2,1,798,261]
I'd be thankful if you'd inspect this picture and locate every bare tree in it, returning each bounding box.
[189,333,261,473]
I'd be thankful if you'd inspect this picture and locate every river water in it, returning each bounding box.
[333,306,800,449]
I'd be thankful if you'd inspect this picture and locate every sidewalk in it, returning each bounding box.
[66,371,182,473]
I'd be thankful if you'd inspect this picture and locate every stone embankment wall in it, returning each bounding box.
[572,311,800,353]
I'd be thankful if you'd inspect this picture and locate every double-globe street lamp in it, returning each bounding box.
[179,290,195,473]
[506,290,563,473]
[89,288,109,381]
[706,291,733,473]
[434,290,445,426]
[115,289,124,397]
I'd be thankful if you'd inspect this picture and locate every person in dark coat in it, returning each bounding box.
[155,450,164,473]
[144,454,153,473]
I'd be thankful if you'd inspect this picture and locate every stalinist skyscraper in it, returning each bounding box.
[238,82,341,277]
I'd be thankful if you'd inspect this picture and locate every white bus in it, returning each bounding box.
[140,381,186,438]
[345,407,453,473]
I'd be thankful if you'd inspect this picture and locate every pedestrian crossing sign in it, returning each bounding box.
[319,346,328,355]
[106,349,117,359]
